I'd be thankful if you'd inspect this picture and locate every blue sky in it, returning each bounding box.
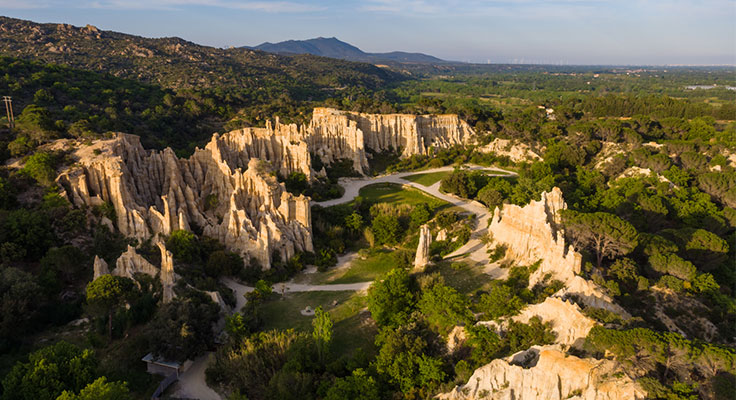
[2,0,735,65]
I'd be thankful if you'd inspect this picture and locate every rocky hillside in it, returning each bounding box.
[0,16,404,90]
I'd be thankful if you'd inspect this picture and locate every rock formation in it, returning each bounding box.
[57,108,475,268]
[94,243,177,303]
[440,346,646,400]
[158,242,176,304]
[489,188,628,316]
[511,297,596,348]
[478,138,542,162]
[414,224,432,270]
[93,255,109,280]
[308,107,475,174]
[57,133,313,269]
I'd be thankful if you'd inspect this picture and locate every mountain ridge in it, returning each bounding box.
[248,36,448,64]
[0,16,404,90]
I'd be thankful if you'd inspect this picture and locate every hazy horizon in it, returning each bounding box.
[2,0,735,66]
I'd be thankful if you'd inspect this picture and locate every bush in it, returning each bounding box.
[21,151,58,186]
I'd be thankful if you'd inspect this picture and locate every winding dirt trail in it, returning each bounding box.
[174,165,515,399]
[316,164,515,275]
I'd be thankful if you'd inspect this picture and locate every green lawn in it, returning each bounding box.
[424,261,495,295]
[402,170,453,186]
[297,249,397,285]
[259,291,376,357]
[357,182,448,210]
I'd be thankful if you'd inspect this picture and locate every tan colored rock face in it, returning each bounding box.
[57,107,474,268]
[308,107,475,174]
[512,297,596,348]
[414,224,432,270]
[478,138,543,163]
[489,188,628,316]
[58,133,312,269]
[440,346,646,400]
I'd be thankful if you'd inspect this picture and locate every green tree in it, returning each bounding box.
[86,275,135,339]
[324,369,380,400]
[344,212,364,234]
[367,268,415,327]
[371,214,402,245]
[0,267,43,347]
[165,229,199,263]
[561,210,639,268]
[418,283,473,332]
[409,202,431,228]
[147,291,220,361]
[477,282,525,320]
[2,341,97,400]
[22,151,58,186]
[311,306,332,363]
[56,377,132,400]
[0,208,55,259]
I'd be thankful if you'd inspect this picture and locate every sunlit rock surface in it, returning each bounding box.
[440,346,646,400]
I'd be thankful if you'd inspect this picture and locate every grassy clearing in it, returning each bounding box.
[259,291,376,357]
[357,182,448,210]
[300,249,396,285]
[424,261,495,295]
[403,170,453,186]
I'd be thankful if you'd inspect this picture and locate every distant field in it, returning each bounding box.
[403,170,452,186]
[357,182,448,209]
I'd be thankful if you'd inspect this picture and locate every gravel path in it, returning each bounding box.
[315,164,515,270]
[174,165,514,399]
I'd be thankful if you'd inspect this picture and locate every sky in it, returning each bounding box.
[2,0,735,65]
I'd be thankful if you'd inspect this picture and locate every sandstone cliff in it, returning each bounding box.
[308,107,475,174]
[57,107,474,267]
[57,133,313,269]
[440,346,646,400]
[511,297,596,348]
[489,188,628,316]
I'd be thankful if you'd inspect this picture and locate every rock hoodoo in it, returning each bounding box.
[308,107,475,174]
[414,224,432,270]
[440,345,646,400]
[57,133,313,269]
[94,243,178,303]
[489,187,628,316]
[57,107,476,269]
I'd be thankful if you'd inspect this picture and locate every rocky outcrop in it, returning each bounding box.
[57,133,312,269]
[489,188,628,316]
[478,138,542,162]
[158,242,176,304]
[95,243,177,303]
[114,245,160,279]
[57,108,474,267]
[308,107,475,174]
[414,224,432,270]
[93,255,109,280]
[489,188,581,285]
[440,346,646,400]
[512,297,596,348]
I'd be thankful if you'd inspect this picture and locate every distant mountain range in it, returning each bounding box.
[248,37,448,64]
[0,17,403,90]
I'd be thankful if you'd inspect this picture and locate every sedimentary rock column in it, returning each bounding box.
[414,224,432,270]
